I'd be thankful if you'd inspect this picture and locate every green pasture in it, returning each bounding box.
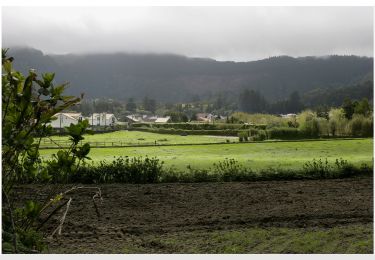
[40,138,373,171]
[40,130,237,147]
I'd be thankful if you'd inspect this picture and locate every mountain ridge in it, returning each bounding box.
[7,47,373,103]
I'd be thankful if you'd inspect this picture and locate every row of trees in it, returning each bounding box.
[297,108,373,137]
[232,97,373,138]
[71,84,372,124]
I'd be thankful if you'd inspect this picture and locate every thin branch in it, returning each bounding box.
[36,199,69,231]
[50,197,72,238]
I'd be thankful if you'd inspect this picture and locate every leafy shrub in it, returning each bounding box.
[333,158,358,178]
[257,130,268,141]
[27,157,373,185]
[302,158,369,179]
[360,117,373,137]
[266,127,301,139]
[213,158,249,181]
[248,128,259,136]
[230,112,289,128]
[2,49,91,253]
[159,168,182,183]
[238,131,248,142]
[348,115,364,137]
[74,156,164,184]
[347,114,373,137]
[187,166,219,182]
[303,158,332,178]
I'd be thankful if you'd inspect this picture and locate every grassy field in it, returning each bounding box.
[40,137,373,170]
[48,224,373,253]
[40,130,237,147]
[118,224,373,253]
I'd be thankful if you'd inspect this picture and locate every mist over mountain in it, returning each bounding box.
[7,47,373,103]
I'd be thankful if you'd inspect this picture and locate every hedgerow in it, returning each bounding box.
[20,157,373,184]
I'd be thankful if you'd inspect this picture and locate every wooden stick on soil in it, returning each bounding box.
[37,199,69,231]
[48,186,102,238]
[92,189,103,218]
[50,197,72,238]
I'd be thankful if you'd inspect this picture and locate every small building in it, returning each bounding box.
[49,113,83,128]
[280,113,297,119]
[154,116,171,123]
[88,113,118,126]
[125,115,142,123]
[143,116,158,123]
[196,113,214,123]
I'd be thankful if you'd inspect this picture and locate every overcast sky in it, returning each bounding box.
[2,6,373,61]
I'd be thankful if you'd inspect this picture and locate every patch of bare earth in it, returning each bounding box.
[13,177,373,253]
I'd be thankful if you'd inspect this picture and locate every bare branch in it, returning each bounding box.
[50,197,72,238]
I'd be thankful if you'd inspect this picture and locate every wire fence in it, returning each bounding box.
[39,139,232,149]
[39,137,365,149]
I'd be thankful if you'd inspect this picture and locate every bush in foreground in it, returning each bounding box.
[74,157,163,184]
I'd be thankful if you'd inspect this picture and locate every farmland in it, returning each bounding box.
[16,176,373,253]
[40,133,373,171]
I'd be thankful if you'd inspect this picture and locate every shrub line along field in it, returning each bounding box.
[40,137,373,171]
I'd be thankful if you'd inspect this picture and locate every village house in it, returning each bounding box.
[125,114,171,123]
[87,113,118,126]
[124,115,141,123]
[49,113,83,128]
[280,113,297,119]
[142,115,158,123]
[196,113,215,123]
[154,116,171,123]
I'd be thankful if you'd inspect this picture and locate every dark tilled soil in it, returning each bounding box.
[13,177,373,253]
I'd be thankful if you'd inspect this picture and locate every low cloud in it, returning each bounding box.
[2,6,373,61]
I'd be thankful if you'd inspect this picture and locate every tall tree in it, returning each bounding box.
[143,96,156,113]
[288,91,303,113]
[354,98,371,116]
[239,89,268,113]
[126,97,137,112]
[342,98,355,119]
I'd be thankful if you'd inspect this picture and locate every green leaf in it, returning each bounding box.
[3,60,12,73]
[42,72,55,86]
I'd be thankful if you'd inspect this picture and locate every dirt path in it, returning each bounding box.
[14,177,373,253]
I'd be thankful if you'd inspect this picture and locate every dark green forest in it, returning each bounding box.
[8,47,373,105]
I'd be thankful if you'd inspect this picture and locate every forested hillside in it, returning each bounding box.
[8,47,373,103]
